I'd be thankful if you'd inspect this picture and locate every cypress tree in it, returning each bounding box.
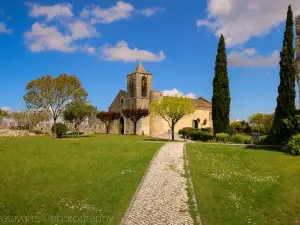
[272,5,296,135]
[212,34,231,134]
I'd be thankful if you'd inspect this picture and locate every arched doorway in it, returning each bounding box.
[120,117,125,134]
[193,120,199,129]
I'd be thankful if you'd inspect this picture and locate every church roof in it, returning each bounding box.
[192,97,212,108]
[135,61,146,73]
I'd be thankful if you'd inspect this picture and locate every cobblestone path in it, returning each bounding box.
[123,142,194,225]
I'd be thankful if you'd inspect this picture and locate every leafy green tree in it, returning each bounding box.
[96,111,121,134]
[0,109,8,118]
[23,74,87,139]
[272,5,296,137]
[249,113,274,134]
[230,121,243,133]
[151,96,195,140]
[212,34,231,134]
[122,109,149,135]
[63,101,97,135]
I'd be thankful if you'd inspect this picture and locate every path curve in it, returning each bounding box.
[122,142,194,225]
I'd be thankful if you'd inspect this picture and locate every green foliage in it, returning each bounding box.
[178,127,198,138]
[273,5,296,135]
[230,134,251,144]
[287,133,300,155]
[230,121,243,133]
[216,133,230,143]
[212,35,231,134]
[201,127,213,133]
[51,123,67,138]
[63,100,97,134]
[23,74,88,139]
[0,109,8,118]
[248,113,274,134]
[189,131,214,142]
[151,96,195,140]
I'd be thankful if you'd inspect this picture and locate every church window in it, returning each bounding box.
[141,76,147,97]
[130,77,135,97]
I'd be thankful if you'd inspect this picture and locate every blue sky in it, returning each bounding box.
[0,0,300,120]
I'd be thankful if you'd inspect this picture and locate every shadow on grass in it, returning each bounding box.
[143,138,182,142]
[244,144,285,153]
[62,134,93,139]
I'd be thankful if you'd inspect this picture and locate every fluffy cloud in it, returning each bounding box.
[89,1,134,24]
[162,89,197,99]
[228,48,280,67]
[197,0,300,46]
[66,20,99,40]
[0,22,12,34]
[138,7,163,17]
[27,3,74,21]
[101,41,165,62]
[24,22,75,52]
[81,45,96,55]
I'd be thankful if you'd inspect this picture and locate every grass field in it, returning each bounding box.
[186,144,300,225]
[0,134,163,225]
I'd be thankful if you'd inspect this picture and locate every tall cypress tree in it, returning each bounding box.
[212,34,231,134]
[272,5,296,134]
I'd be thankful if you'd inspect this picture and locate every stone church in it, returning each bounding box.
[108,62,212,135]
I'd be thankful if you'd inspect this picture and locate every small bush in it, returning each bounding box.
[51,123,67,138]
[201,127,213,133]
[231,134,252,144]
[189,130,213,142]
[178,127,198,139]
[216,133,230,143]
[287,134,300,156]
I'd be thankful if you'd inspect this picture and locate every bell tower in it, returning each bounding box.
[127,61,152,109]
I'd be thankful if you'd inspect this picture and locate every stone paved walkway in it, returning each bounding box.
[122,142,194,225]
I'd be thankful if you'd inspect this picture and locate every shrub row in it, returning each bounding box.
[178,127,213,142]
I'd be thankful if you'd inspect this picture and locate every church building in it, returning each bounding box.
[108,62,212,135]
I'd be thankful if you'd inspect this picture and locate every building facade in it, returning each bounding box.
[108,62,212,135]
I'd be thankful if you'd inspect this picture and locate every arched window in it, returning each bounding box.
[209,112,212,122]
[192,120,199,129]
[141,76,147,97]
[130,77,135,97]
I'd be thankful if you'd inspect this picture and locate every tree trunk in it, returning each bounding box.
[171,124,175,141]
[53,118,57,140]
[133,122,137,135]
[106,125,109,134]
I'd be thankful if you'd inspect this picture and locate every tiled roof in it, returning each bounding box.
[192,97,212,108]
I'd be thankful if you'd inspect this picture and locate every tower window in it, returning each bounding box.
[141,76,147,97]
[130,77,135,97]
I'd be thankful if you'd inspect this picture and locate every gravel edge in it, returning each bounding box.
[184,143,203,225]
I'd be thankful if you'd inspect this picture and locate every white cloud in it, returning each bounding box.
[197,0,300,47]
[101,41,165,62]
[138,7,163,17]
[228,48,279,67]
[24,22,75,52]
[0,22,12,34]
[90,1,134,24]
[81,45,96,55]
[27,3,74,21]
[66,20,99,40]
[1,106,11,112]
[163,89,197,99]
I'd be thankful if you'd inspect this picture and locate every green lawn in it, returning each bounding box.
[0,134,163,225]
[186,143,300,225]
